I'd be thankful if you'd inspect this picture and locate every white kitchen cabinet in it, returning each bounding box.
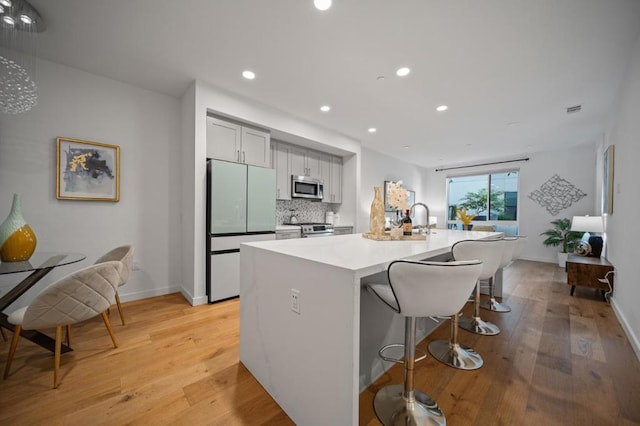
[272,141,291,200]
[276,229,301,239]
[321,155,342,203]
[333,226,353,235]
[207,116,271,168]
[290,146,322,179]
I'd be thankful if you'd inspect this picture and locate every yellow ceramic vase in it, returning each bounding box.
[0,194,37,262]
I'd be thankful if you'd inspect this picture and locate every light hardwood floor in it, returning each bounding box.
[0,260,638,425]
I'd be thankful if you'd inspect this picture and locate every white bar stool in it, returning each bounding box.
[481,237,518,313]
[367,259,482,426]
[452,239,504,335]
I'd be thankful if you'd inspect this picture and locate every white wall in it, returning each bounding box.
[604,32,640,359]
[180,81,362,305]
[359,147,430,232]
[0,58,182,307]
[423,145,597,263]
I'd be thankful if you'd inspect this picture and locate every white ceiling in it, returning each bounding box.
[22,0,640,167]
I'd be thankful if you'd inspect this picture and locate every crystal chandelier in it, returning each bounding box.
[0,0,45,114]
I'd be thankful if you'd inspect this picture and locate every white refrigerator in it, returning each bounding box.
[206,159,276,303]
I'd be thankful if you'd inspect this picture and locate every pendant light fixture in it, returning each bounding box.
[0,0,45,114]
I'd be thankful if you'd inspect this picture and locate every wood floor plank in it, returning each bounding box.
[1,260,639,425]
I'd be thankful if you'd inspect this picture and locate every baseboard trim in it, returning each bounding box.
[610,296,640,361]
[179,287,208,306]
[118,285,181,303]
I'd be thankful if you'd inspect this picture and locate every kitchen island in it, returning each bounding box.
[239,230,502,425]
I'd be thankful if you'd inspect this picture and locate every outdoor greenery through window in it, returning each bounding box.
[447,171,519,235]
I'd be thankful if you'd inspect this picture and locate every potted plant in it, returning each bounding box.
[540,218,583,267]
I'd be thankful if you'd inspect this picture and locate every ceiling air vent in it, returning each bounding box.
[566,105,582,114]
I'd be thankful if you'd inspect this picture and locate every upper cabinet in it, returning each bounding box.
[272,141,342,203]
[271,141,291,200]
[290,146,323,180]
[206,116,271,168]
[325,155,342,204]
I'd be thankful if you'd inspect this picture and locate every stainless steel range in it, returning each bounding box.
[283,222,334,237]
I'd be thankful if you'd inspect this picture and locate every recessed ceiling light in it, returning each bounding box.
[396,67,411,77]
[242,70,256,80]
[320,105,331,112]
[368,128,377,133]
[403,145,410,149]
[19,14,33,24]
[465,143,472,147]
[0,0,12,7]
[314,0,332,11]
[2,15,15,25]
[436,105,448,112]
[376,76,385,81]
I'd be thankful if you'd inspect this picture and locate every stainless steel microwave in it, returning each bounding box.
[291,175,324,200]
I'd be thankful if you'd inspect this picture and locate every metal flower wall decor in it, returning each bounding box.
[528,174,587,215]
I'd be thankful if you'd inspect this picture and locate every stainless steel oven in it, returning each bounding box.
[282,222,334,237]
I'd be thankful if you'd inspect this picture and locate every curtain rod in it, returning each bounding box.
[435,157,529,172]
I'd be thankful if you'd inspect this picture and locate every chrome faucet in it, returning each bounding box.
[410,202,431,234]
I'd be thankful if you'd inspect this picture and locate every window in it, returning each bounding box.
[447,171,519,235]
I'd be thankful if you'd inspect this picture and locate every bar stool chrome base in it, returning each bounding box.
[480,297,511,313]
[428,340,483,370]
[458,315,500,335]
[374,384,445,426]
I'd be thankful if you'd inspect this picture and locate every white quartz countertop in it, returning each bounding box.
[242,229,502,277]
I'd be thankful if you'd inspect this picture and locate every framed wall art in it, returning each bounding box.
[56,137,120,201]
[602,144,614,214]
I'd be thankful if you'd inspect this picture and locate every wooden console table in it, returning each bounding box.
[566,254,614,300]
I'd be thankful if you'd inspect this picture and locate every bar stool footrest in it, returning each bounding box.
[378,343,427,364]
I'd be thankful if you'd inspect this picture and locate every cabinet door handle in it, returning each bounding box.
[242,151,246,163]
[237,150,240,162]
[277,188,280,198]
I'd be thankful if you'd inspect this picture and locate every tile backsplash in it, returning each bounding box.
[277,200,335,224]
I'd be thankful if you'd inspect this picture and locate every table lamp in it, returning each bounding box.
[571,215,604,257]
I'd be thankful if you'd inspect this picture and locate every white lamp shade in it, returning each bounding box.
[571,216,604,233]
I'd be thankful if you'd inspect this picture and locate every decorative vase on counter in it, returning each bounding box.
[0,193,37,262]
[369,186,385,236]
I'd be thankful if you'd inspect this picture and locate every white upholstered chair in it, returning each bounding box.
[95,245,134,325]
[367,259,483,425]
[3,261,123,388]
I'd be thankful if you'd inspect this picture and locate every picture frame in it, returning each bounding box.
[407,190,415,209]
[602,144,614,214]
[56,137,120,201]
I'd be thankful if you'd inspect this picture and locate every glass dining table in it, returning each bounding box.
[0,252,86,353]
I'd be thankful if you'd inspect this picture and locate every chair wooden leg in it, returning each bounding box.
[0,326,7,341]
[4,324,21,379]
[54,325,62,389]
[65,324,72,347]
[115,292,125,326]
[101,312,118,348]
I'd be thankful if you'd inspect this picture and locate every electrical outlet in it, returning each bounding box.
[291,289,300,314]
[132,261,141,271]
